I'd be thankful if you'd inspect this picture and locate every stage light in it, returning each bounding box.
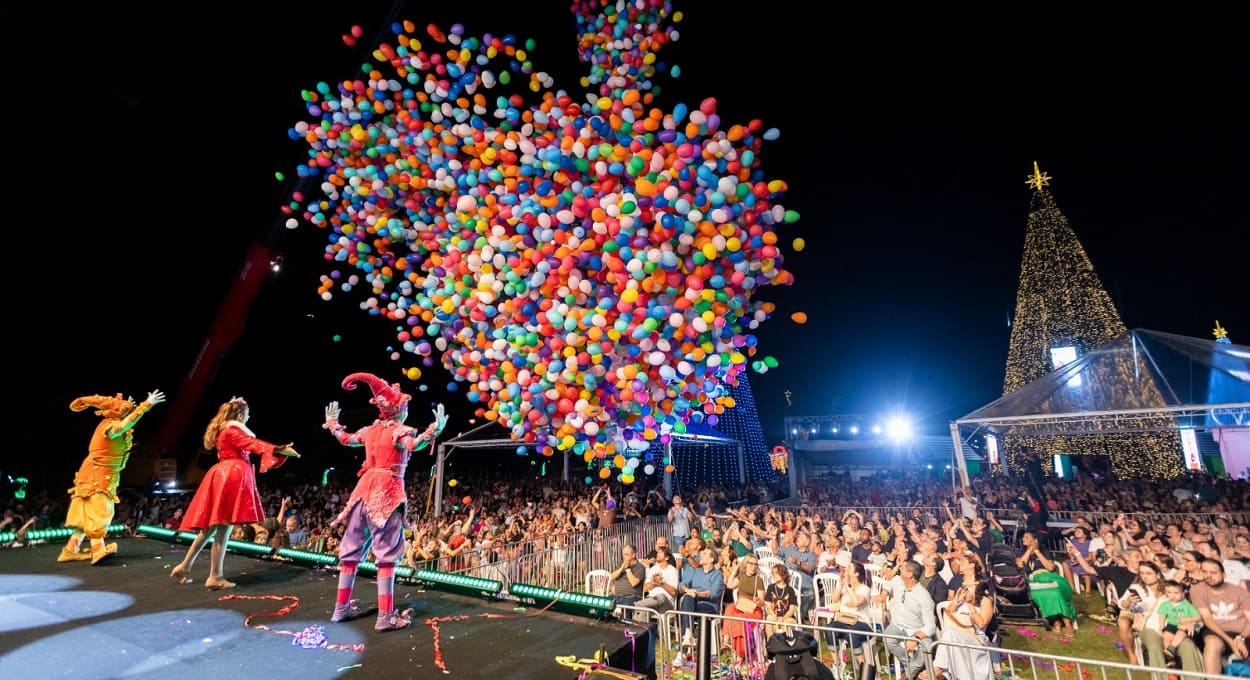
[508,582,615,618]
[1,523,126,543]
[415,569,503,597]
[278,547,338,566]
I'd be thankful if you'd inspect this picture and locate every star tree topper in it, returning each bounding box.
[1026,161,1052,191]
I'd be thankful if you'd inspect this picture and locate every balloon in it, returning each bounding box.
[448,479,457,487]
[290,2,798,460]
[793,237,806,252]
[791,311,807,324]
[462,495,472,505]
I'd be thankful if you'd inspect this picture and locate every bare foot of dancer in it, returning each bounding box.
[170,565,193,585]
[204,578,237,590]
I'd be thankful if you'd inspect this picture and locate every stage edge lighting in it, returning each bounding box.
[415,568,502,598]
[508,582,615,618]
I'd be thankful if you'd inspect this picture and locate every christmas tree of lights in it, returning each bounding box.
[1001,163,1184,479]
[671,370,777,490]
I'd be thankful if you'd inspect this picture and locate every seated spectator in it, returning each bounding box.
[763,562,799,639]
[1022,531,1076,635]
[721,555,766,660]
[933,578,994,679]
[1191,558,1250,676]
[634,546,679,616]
[284,515,308,550]
[878,560,935,680]
[828,561,874,667]
[609,544,645,606]
[678,547,725,647]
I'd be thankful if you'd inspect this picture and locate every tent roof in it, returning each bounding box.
[956,329,1250,436]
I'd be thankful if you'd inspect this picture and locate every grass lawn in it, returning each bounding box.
[997,590,1169,680]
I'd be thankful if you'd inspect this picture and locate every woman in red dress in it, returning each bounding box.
[170,397,299,589]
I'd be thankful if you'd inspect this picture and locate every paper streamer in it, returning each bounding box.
[218,594,365,653]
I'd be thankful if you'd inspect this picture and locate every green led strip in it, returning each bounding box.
[508,582,614,610]
[415,569,502,594]
[277,547,339,565]
[1,524,126,543]
[356,561,414,578]
[136,524,274,557]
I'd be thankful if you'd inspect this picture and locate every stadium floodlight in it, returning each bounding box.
[508,582,616,618]
[885,416,913,443]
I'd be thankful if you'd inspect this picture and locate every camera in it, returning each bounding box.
[1094,549,1110,564]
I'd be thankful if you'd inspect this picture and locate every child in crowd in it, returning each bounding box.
[1156,579,1201,659]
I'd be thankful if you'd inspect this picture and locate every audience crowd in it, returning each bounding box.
[5,465,1250,677]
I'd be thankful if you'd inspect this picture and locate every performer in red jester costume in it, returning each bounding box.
[61,389,165,564]
[324,372,447,631]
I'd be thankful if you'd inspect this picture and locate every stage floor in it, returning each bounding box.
[0,537,648,680]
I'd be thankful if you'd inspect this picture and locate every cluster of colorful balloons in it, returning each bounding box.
[288,0,798,474]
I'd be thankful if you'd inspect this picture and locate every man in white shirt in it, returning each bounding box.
[634,546,680,617]
[877,561,935,680]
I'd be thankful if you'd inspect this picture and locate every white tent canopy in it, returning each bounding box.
[950,328,1250,482]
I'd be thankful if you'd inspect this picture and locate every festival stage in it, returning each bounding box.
[0,537,653,680]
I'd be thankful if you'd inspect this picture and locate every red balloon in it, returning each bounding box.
[462,495,472,505]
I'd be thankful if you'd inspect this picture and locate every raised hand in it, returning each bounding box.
[432,403,448,434]
[279,444,301,458]
[324,401,341,427]
[146,389,167,406]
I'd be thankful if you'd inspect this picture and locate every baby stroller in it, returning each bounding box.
[988,543,1042,624]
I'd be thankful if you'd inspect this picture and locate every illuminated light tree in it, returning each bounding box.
[670,371,777,490]
[1001,163,1183,479]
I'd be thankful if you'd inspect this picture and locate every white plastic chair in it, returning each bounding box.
[754,545,774,561]
[758,555,784,578]
[585,568,612,596]
[789,570,807,624]
[810,571,841,630]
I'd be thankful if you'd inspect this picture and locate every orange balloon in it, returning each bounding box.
[791,311,808,324]
[462,495,472,505]
[598,467,612,479]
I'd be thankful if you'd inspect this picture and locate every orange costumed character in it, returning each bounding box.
[61,389,166,564]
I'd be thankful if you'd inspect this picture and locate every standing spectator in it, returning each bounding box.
[59,389,166,564]
[669,494,693,549]
[610,544,645,607]
[322,372,447,631]
[779,531,817,621]
[1190,558,1250,676]
[170,397,299,588]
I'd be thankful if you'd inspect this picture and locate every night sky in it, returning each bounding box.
[13,1,1247,490]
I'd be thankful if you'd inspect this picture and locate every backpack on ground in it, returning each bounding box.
[765,630,834,680]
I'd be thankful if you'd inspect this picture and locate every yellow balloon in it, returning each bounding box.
[793,237,806,252]
[448,479,458,487]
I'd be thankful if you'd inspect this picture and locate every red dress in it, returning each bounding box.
[180,421,287,530]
